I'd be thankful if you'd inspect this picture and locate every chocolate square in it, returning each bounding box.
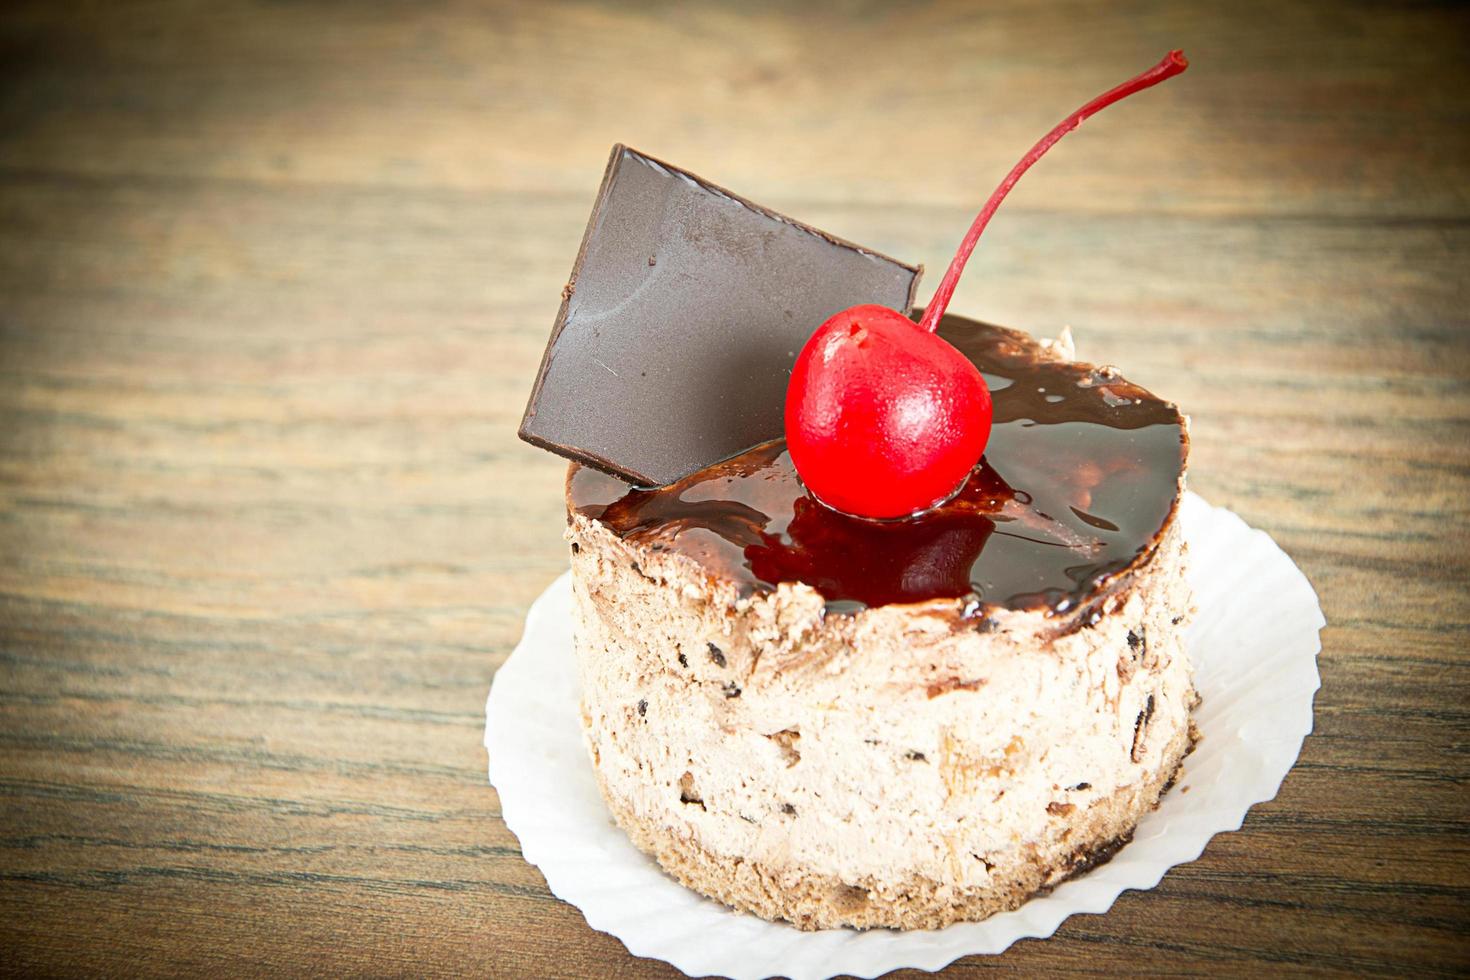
[519,145,921,487]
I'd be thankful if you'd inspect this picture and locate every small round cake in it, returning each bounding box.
[566,313,1196,930]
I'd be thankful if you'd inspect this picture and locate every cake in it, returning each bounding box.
[518,51,1197,932]
[565,314,1196,930]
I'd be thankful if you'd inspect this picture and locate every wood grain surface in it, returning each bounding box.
[2,1,1467,975]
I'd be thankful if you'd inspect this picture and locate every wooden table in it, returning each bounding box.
[2,1,1466,975]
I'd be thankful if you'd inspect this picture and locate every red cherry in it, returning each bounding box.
[785,305,992,519]
[785,51,1188,519]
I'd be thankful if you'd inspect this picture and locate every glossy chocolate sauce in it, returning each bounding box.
[568,314,1186,617]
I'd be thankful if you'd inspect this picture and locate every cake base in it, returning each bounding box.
[596,723,1195,931]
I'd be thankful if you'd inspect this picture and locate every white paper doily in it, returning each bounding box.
[485,492,1324,979]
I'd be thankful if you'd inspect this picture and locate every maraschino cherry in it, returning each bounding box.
[785,50,1189,519]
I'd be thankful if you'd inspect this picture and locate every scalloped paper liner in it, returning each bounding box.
[486,492,1323,979]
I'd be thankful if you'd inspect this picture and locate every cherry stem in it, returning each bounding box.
[917,50,1189,334]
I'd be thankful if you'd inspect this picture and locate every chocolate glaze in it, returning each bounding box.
[569,313,1187,618]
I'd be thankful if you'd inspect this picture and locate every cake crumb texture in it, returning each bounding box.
[569,509,1196,930]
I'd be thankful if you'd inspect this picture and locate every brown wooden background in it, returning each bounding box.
[2,1,1466,975]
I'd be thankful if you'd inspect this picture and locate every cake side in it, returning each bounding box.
[568,507,1196,930]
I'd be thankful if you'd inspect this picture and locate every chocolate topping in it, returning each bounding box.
[520,145,921,487]
[569,313,1187,617]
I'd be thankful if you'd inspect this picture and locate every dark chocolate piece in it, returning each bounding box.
[520,145,921,487]
[569,313,1187,617]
